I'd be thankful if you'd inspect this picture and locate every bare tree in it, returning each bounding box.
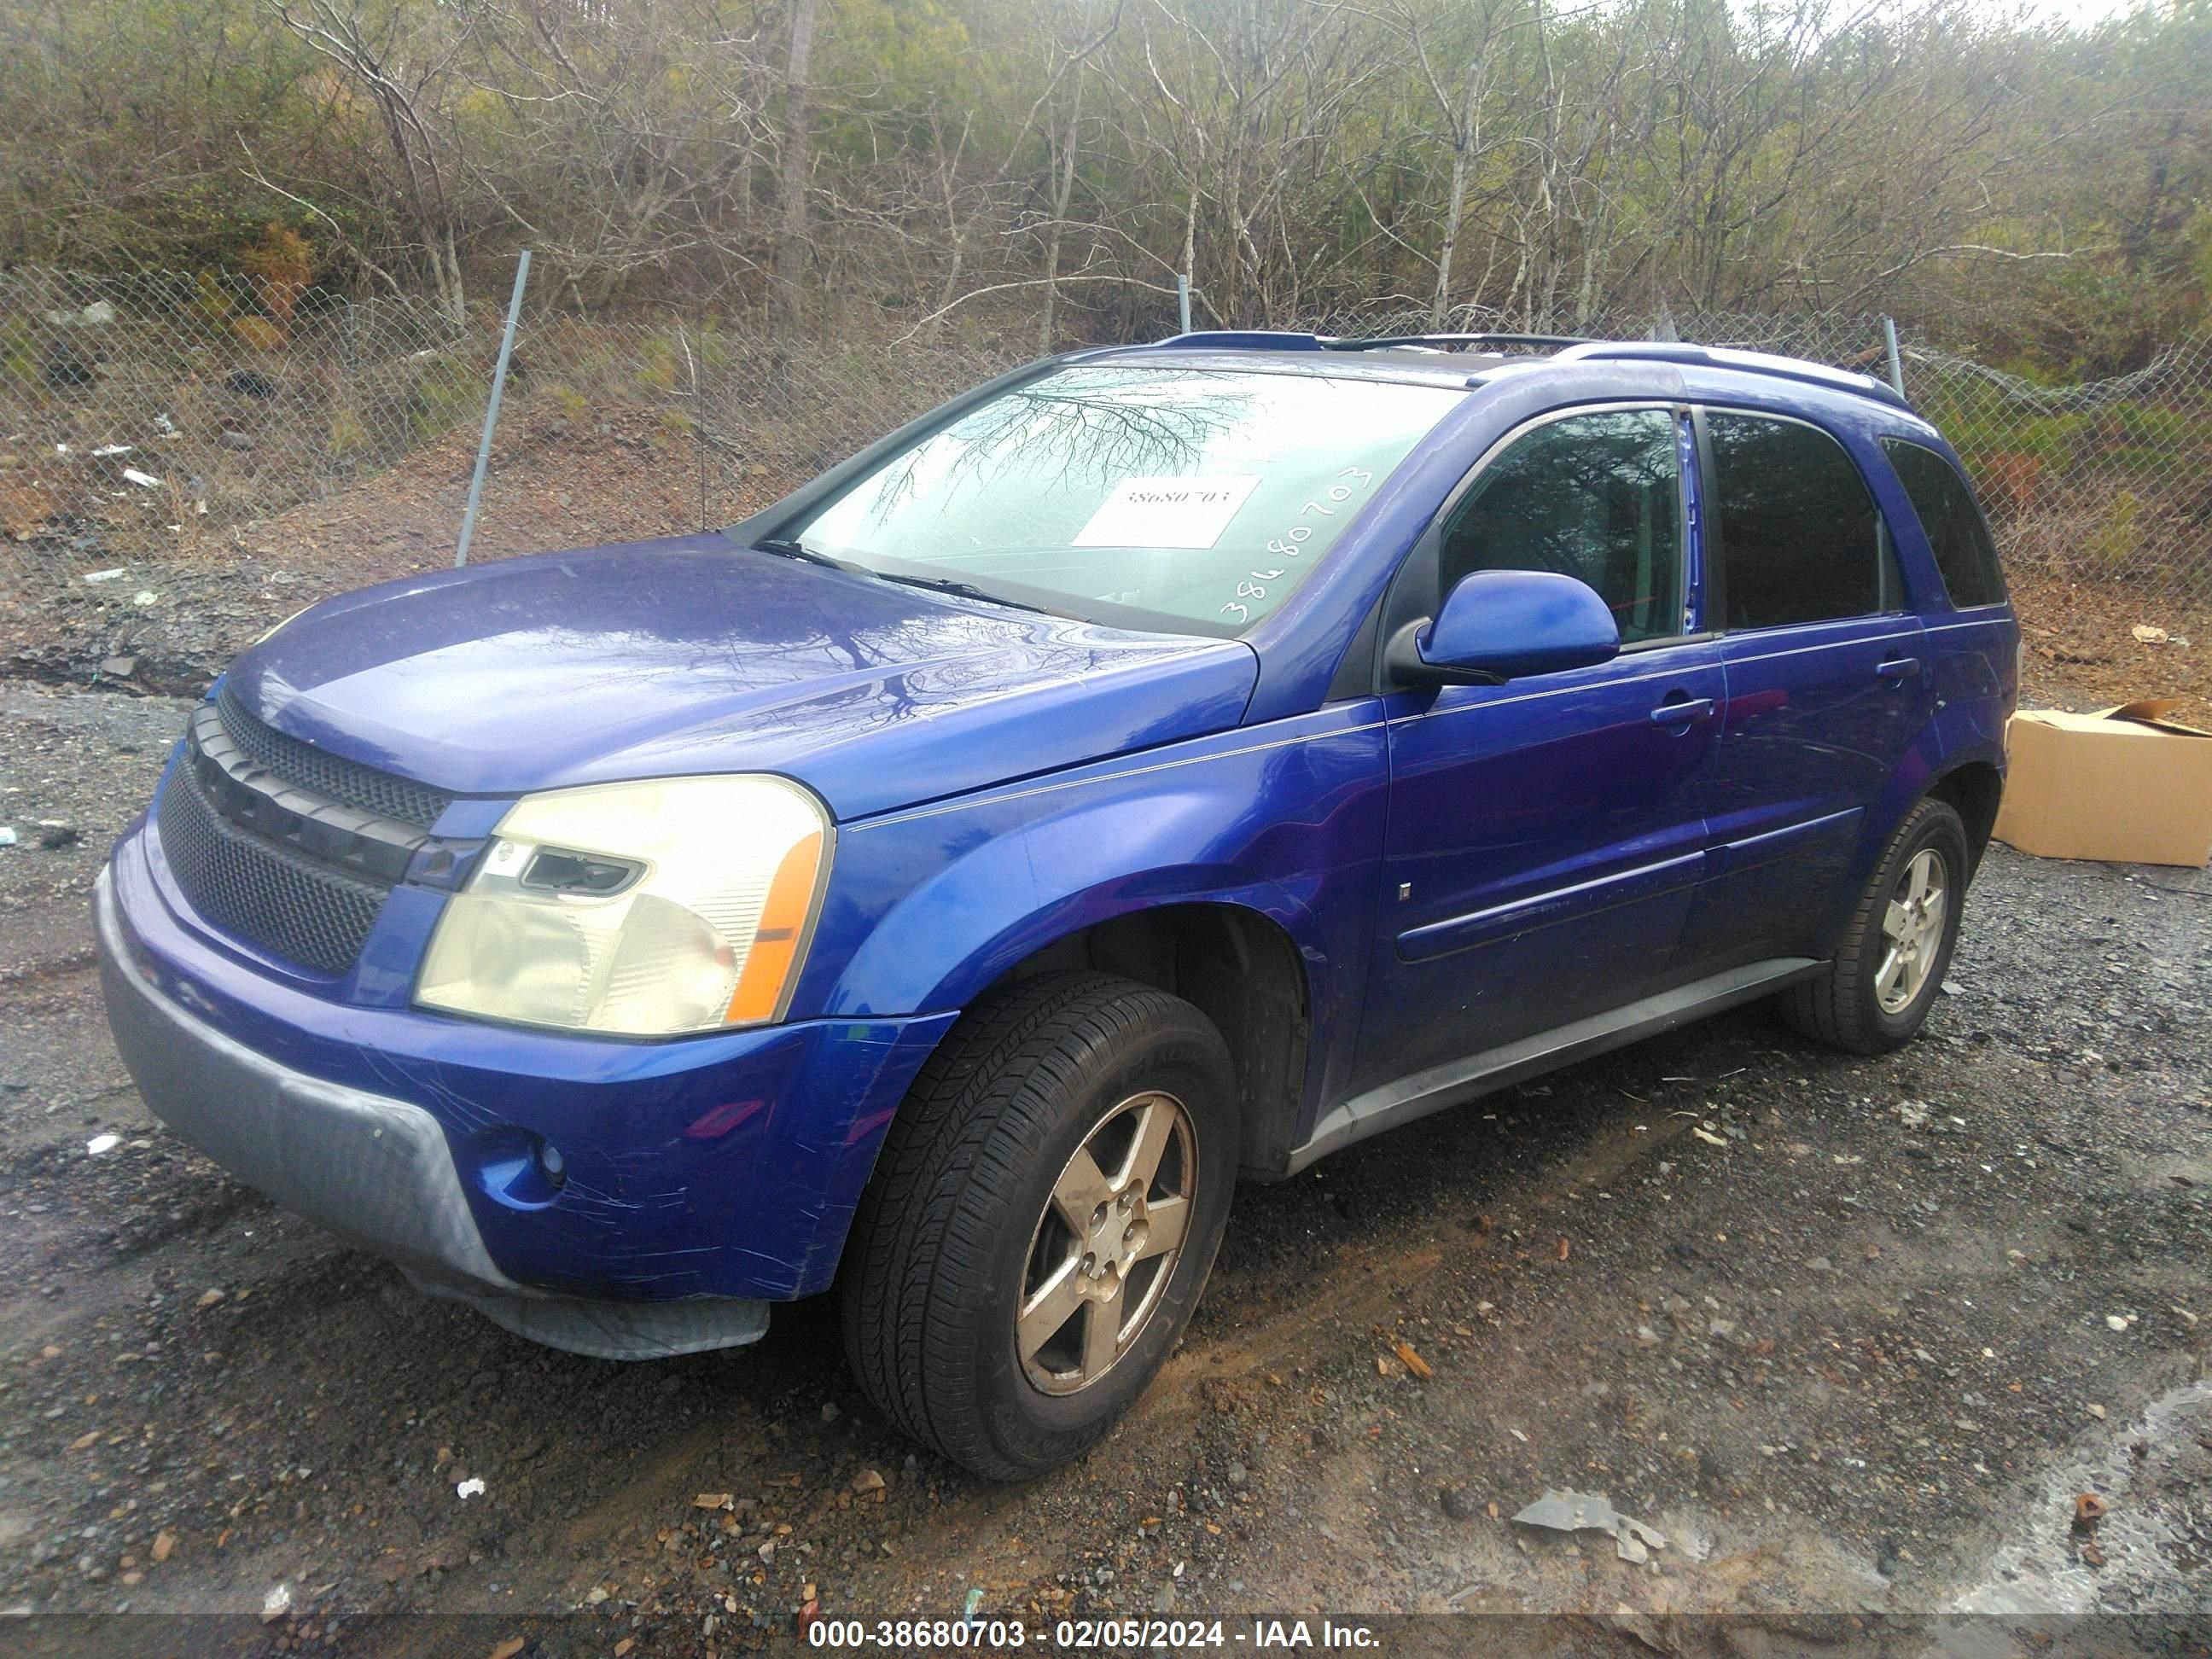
[3,0,2197,372]
[463,0,777,310]
[775,0,821,348]
[263,0,474,322]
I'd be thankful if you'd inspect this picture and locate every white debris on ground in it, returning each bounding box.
[1511,1489,1669,1564]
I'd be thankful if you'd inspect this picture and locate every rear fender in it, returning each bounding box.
[1814,719,1951,954]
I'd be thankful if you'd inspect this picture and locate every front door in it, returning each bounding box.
[1354,406,1726,1091]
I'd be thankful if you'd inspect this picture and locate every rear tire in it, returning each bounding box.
[840,972,1238,1481]
[1779,796,1969,1055]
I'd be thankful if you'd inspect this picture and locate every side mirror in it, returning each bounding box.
[1387,569,1621,686]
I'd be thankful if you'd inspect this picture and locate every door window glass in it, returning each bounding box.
[1882,438,2007,608]
[1708,412,1896,629]
[1436,409,1684,643]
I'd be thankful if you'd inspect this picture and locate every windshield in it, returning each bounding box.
[786,365,1466,637]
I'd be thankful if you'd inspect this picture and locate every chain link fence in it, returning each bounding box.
[1906,338,2212,625]
[0,266,1029,598]
[3,265,2206,691]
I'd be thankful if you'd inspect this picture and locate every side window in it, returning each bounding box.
[1882,438,2007,608]
[1706,411,1898,630]
[1437,409,1684,643]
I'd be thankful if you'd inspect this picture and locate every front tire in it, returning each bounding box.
[1780,796,1969,1055]
[840,972,1238,1480]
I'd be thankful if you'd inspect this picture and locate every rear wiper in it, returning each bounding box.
[871,573,1056,617]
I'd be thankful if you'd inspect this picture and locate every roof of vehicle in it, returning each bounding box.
[1081,329,1915,416]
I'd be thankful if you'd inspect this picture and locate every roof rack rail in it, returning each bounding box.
[1318,333,1590,352]
[1143,332,1911,410]
[1147,329,1586,354]
[1150,329,1324,352]
[1553,341,1909,409]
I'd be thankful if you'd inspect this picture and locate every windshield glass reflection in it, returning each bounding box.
[795,367,1465,637]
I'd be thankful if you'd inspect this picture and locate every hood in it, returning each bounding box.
[223,536,1259,822]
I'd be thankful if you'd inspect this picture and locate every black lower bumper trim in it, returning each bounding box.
[96,868,771,1361]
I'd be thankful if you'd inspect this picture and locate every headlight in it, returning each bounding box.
[416,774,830,1036]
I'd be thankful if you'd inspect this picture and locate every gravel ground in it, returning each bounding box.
[0,679,2208,1657]
[0,399,793,700]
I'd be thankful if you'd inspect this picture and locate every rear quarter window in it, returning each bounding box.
[1882,438,2008,609]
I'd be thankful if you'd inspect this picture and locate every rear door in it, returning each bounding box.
[1676,409,1935,969]
[1354,405,1728,1090]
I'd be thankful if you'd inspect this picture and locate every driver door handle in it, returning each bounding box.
[1649,696,1716,727]
[1876,656,1923,681]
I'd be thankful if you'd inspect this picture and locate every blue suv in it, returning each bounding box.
[97,333,2018,1478]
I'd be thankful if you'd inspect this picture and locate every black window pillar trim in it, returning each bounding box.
[1689,405,1726,635]
[1668,402,1694,636]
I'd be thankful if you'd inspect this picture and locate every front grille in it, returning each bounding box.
[157,755,392,975]
[216,682,453,830]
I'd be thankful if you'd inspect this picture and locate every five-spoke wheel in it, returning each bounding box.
[1781,795,1970,1054]
[841,973,1237,1480]
[1019,1091,1196,1394]
[1875,847,1949,1014]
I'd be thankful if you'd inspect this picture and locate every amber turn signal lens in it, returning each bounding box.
[725,829,824,1025]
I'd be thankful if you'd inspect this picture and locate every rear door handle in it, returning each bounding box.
[1876,657,1923,681]
[1649,696,1716,726]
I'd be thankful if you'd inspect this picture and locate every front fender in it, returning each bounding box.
[793,705,1390,1130]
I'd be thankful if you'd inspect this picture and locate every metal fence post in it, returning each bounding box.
[456,250,532,568]
[1882,315,1906,399]
[680,320,707,532]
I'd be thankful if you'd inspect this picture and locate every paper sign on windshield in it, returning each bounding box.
[1072,474,1260,550]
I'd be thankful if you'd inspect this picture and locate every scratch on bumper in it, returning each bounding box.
[94,868,769,1360]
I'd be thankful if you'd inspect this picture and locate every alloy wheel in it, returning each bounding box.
[1016,1091,1196,1396]
[1876,847,1948,1015]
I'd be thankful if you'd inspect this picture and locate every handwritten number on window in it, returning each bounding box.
[1220,466,1378,620]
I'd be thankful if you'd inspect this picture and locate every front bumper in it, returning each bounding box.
[96,829,958,1351]
[99,870,769,1358]
[101,867,514,1292]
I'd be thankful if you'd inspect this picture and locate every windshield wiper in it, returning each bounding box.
[748,535,855,571]
[871,573,1057,617]
[752,538,1058,618]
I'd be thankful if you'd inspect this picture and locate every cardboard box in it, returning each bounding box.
[1993,699,2212,867]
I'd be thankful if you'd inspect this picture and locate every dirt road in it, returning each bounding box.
[1,680,2207,1655]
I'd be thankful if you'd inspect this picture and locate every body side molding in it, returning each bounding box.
[1276,956,1825,1176]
